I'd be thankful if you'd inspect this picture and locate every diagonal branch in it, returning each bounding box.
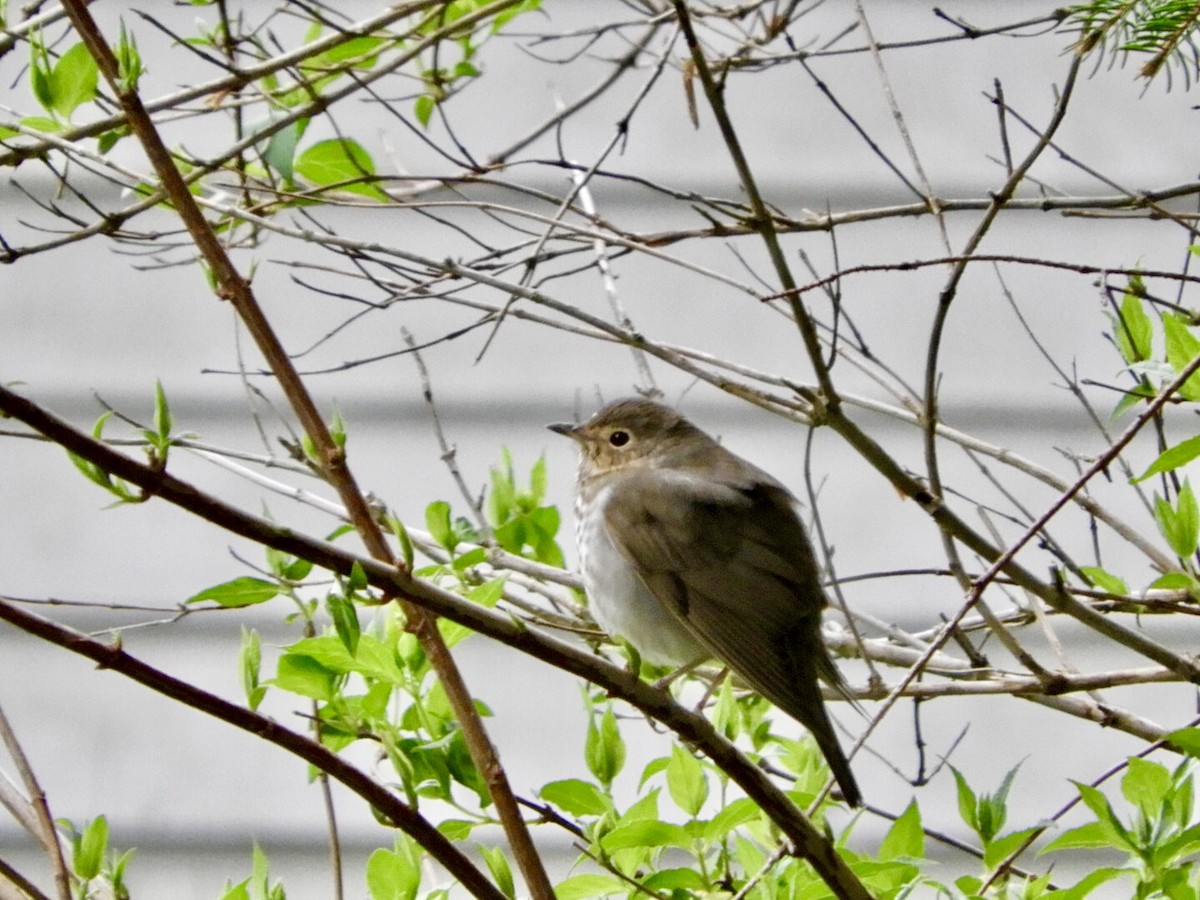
[57,4,553,896]
[0,598,506,900]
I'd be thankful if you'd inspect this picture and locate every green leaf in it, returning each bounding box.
[293,138,385,200]
[1040,820,1118,853]
[414,94,436,128]
[666,744,708,817]
[1122,757,1172,819]
[467,578,505,608]
[327,592,361,656]
[478,846,514,900]
[29,38,54,111]
[1113,289,1153,364]
[1080,566,1129,595]
[273,653,338,701]
[879,799,924,861]
[436,819,478,841]
[240,627,266,711]
[553,874,625,900]
[426,500,454,551]
[1168,727,1200,758]
[261,118,307,182]
[585,703,625,788]
[50,43,99,119]
[152,378,172,445]
[348,559,368,593]
[75,816,108,880]
[539,779,610,817]
[114,21,143,93]
[1045,868,1128,900]
[703,797,761,841]
[187,576,281,608]
[952,767,980,835]
[18,116,62,134]
[366,838,420,900]
[642,868,708,893]
[1162,313,1200,401]
[1075,783,1134,850]
[600,819,690,852]
[1154,489,1199,560]
[389,516,416,571]
[983,826,1040,871]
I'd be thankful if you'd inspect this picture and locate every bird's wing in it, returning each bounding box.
[601,463,862,806]
[600,465,830,699]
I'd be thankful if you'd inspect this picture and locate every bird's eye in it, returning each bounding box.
[608,430,630,447]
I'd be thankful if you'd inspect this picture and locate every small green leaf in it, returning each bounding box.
[436,819,478,841]
[1122,757,1171,819]
[1137,435,1200,482]
[389,516,415,571]
[1112,288,1153,365]
[478,846,514,900]
[20,115,62,134]
[1080,566,1129,595]
[642,868,708,893]
[293,137,385,200]
[273,653,338,701]
[1154,489,1199,560]
[366,837,420,900]
[152,378,172,444]
[261,117,306,182]
[348,559,368,593]
[187,576,281,608]
[1150,571,1200,593]
[1167,727,1200,758]
[49,43,99,118]
[426,500,454,551]
[1163,313,1200,401]
[327,592,361,656]
[1039,820,1114,853]
[666,744,708,817]
[585,703,625,788]
[600,819,690,852]
[983,826,1040,870]
[952,767,980,835]
[879,799,924,861]
[553,874,625,900]
[414,94,436,127]
[75,816,108,880]
[703,797,761,841]
[240,627,266,711]
[540,779,610,817]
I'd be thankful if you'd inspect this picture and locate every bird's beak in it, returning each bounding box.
[547,422,578,439]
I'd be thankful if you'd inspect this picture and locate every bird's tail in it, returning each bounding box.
[775,642,862,807]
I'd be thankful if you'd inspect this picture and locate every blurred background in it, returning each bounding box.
[3,1,1199,896]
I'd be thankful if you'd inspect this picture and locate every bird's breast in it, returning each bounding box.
[577,481,706,667]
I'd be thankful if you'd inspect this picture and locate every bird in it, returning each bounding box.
[549,397,861,807]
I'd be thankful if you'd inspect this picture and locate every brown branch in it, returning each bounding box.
[0,702,69,899]
[56,4,553,897]
[775,255,1200,299]
[0,597,506,900]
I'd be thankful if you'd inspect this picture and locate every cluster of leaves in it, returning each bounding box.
[0,28,139,149]
[56,815,134,900]
[66,380,179,506]
[1079,277,1200,598]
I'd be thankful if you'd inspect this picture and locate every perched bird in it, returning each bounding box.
[550,398,861,806]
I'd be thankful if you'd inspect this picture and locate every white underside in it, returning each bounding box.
[578,484,707,667]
